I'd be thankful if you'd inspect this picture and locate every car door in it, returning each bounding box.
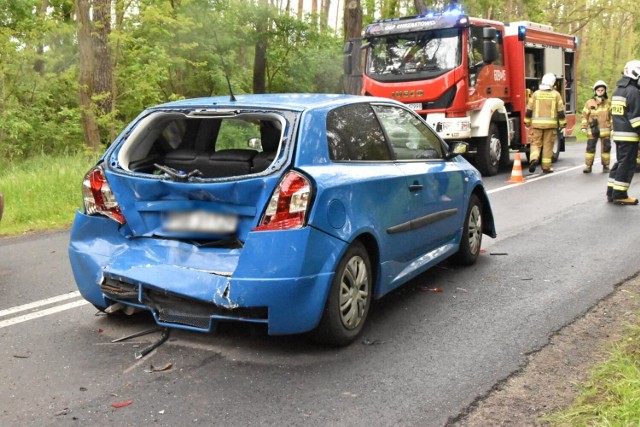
[372,104,466,255]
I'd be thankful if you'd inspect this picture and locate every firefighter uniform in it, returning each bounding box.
[524,75,567,173]
[607,73,640,204]
[581,85,612,173]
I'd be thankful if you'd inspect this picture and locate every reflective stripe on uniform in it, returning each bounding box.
[612,131,640,142]
[531,118,558,125]
[612,96,627,106]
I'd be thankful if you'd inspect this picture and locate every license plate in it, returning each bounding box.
[405,103,422,111]
[164,211,238,234]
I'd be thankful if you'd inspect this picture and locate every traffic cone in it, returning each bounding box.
[507,153,526,184]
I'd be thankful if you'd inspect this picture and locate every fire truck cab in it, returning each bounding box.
[353,9,577,176]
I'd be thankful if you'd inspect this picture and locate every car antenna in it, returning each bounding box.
[214,32,237,102]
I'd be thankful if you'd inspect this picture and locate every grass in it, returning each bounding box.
[0,153,98,236]
[543,321,640,426]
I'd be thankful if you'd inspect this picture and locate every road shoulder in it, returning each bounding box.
[450,273,640,426]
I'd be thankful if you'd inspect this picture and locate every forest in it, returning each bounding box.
[0,0,638,159]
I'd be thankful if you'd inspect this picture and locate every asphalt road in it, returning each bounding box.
[1,141,637,426]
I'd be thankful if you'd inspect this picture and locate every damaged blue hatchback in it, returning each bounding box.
[69,94,496,346]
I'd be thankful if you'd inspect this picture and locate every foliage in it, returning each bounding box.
[542,318,640,425]
[0,153,98,235]
[1,0,640,158]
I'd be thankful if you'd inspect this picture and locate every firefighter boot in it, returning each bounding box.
[613,197,639,205]
[603,165,610,173]
[584,152,594,173]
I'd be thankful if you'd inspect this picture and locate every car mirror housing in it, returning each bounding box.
[446,141,469,159]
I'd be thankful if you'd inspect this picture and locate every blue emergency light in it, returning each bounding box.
[518,26,526,41]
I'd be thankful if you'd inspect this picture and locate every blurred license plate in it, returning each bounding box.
[406,103,422,111]
[165,211,238,234]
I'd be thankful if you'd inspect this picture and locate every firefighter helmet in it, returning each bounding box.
[623,60,640,80]
[539,73,556,90]
[593,80,607,91]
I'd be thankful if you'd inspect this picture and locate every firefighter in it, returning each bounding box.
[525,73,567,173]
[581,81,612,173]
[607,60,640,205]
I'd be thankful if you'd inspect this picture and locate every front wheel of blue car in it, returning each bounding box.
[452,194,483,265]
[313,242,372,346]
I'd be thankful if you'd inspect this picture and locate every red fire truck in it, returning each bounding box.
[349,8,578,176]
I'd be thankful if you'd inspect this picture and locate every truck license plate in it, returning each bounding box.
[405,103,422,111]
[164,211,238,234]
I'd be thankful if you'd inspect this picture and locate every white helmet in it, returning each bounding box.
[623,60,640,80]
[593,80,607,91]
[541,73,556,86]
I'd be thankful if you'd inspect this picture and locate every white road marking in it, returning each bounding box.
[488,163,593,195]
[0,299,90,329]
[0,291,82,318]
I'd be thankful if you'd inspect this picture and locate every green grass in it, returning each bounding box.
[543,321,640,426]
[0,153,98,236]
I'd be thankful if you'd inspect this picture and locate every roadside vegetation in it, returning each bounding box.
[544,321,640,425]
[0,154,96,235]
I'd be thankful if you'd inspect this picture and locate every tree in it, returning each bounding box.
[76,0,101,151]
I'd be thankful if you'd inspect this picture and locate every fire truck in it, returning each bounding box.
[347,7,578,176]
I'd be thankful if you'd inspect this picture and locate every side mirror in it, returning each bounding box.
[446,141,469,159]
[482,27,498,64]
[248,137,262,150]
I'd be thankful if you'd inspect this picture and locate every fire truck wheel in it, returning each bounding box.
[552,133,561,162]
[475,123,501,176]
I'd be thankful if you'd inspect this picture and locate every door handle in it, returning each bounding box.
[409,184,424,191]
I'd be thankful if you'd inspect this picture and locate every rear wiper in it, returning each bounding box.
[154,164,203,182]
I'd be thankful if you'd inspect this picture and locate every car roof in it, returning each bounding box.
[151,93,400,112]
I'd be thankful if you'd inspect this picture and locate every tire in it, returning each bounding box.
[552,132,561,163]
[452,194,483,265]
[475,123,502,176]
[313,242,372,346]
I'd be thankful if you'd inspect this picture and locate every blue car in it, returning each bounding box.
[69,94,496,346]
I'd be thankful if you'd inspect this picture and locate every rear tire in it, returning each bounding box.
[475,123,502,176]
[452,194,483,265]
[313,242,372,346]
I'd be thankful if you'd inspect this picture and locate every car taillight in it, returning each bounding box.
[82,165,126,224]
[254,171,312,231]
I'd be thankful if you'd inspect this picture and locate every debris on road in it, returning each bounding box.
[111,400,133,409]
[145,362,173,373]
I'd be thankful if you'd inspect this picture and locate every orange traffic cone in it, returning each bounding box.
[507,153,526,184]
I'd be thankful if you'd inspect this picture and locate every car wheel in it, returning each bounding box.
[452,194,483,265]
[313,242,372,346]
[475,123,501,176]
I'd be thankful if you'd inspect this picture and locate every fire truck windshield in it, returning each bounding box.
[366,28,460,82]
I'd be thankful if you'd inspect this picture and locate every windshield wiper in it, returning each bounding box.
[154,164,203,182]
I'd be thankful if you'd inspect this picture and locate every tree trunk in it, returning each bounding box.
[92,0,112,113]
[253,0,268,93]
[413,0,428,14]
[321,0,331,30]
[93,0,113,144]
[34,0,49,75]
[76,0,101,151]
[343,0,362,95]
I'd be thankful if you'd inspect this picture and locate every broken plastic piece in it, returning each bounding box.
[111,400,133,409]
